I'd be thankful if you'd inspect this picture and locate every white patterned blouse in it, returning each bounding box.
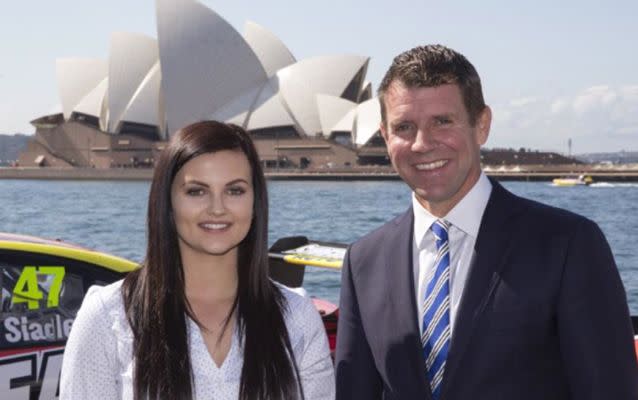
[60,280,335,399]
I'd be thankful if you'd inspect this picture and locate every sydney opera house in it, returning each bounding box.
[19,0,387,170]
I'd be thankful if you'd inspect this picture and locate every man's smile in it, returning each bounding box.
[415,160,448,171]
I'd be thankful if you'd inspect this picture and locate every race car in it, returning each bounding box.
[0,233,137,399]
[0,233,342,399]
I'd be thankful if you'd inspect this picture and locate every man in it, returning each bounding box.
[335,44,638,400]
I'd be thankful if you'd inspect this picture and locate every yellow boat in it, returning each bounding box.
[552,174,593,187]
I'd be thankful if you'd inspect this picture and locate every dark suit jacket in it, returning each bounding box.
[335,180,638,400]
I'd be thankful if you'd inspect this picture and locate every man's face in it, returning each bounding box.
[380,82,491,216]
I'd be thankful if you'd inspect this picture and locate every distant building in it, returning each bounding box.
[20,0,387,170]
[0,134,30,166]
[480,148,583,166]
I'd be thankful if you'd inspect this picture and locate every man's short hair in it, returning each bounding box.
[378,44,486,126]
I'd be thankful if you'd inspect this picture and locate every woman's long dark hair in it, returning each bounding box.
[122,121,303,399]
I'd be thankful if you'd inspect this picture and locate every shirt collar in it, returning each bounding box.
[413,172,492,247]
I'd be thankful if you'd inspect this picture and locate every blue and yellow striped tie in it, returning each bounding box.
[422,219,451,399]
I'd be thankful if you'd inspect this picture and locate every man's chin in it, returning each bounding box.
[413,186,449,202]
[413,188,458,212]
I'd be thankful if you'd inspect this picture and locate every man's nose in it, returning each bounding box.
[411,128,435,152]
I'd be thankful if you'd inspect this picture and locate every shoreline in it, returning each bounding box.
[1,166,638,182]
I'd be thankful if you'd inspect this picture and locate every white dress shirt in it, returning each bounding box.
[60,280,335,400]
[412,173,492,335]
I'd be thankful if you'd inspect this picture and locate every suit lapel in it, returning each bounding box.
[440,180,525,397]
[384,209,433,398]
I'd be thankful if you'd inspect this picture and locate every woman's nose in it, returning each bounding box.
[206,194,226,215]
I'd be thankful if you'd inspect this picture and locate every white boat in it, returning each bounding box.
[552,174,593,187]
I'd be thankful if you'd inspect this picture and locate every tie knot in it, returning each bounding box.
[431,219,449,242]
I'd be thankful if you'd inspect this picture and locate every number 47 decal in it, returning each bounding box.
[12,267,66,310]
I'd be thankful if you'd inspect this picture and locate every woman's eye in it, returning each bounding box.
[227,187,246,196]
[186,188,205,196]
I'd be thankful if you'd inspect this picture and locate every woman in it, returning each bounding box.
[60,121,335,399]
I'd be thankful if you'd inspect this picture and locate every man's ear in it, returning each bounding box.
[476,106,492,145]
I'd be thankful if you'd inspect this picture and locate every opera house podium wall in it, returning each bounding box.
[19,121,162,169]
[18,121,385,170]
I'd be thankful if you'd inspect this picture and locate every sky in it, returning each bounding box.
[0,0,636,153]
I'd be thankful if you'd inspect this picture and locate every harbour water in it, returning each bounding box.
[1,179,637,312]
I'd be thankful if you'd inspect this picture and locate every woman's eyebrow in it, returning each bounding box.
[181,179,209,187]
[226,178,249,186]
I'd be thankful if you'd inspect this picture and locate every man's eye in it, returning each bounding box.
[227,187,246,196]
[394,123,414,133]
[435,117,452,126]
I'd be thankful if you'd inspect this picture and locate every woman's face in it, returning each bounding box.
[170,150,254,261]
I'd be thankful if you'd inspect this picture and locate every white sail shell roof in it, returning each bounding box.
[73,78,108,119]
[332,108,357,133]
[210,78,297,130]
[56,58,108,120]
[119,62,164,136]
[243,21,295,77]
[354,97,382,146]
[209,84,263,127]
[359,81,372,102]
[44,1,385,146]
[156,0,268,135]
[107,32,159,132]
[316,95,357,137]
[246,78,297,130]
[277,55,369,137]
